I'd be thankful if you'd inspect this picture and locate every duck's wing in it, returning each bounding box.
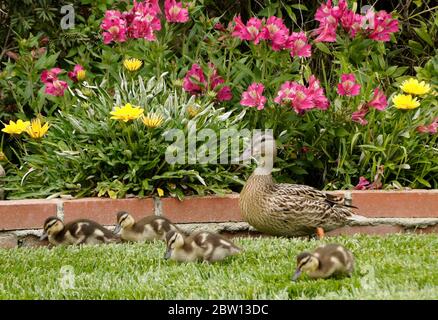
[272,183,346,205]
[265,184,354,226]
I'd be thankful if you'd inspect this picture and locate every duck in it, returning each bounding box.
[164,229,241,263]
[114,211,179,242]
[292,244,354,280]
[238,133,365,237]
[40,216,120,246]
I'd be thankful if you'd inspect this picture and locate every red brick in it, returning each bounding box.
[328,190,438,218]
[0,200,58,230]
[327,225,404,236]
[0,233,17,248]
[63,198,154,225]
[161,194,242,223]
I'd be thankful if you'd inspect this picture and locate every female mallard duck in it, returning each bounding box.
[114,211,179,242]
[239,133,364,237]
[292,244,354,280]
[164,230,241,263]
[40,216,120,246]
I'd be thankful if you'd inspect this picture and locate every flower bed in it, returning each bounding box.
[0,1,437,201]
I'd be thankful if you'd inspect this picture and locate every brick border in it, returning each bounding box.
[1,190,438,232]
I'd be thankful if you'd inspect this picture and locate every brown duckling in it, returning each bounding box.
[292,244,354,281]
[164,230,241,263]
[114,211,179,242]
[41,216,120,246]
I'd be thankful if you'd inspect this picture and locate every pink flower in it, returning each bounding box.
[164,0,189,23]
[183,64,207,94]
[68,64,85,83]
[368,87,387,111]
[128,1,162,41]
[351,105,369,126]
[340,9,364,38]
[45,80,68,96]
[209,63,232,101]
[354,176,370,190]
[261,16,289,50]
[216,86,233,101]
[307,75,329,110]
[287,32,311,58]
[366,10,399,42]
[337,73,361,96]
[314,21,338,42]
[240,83,267,110]
[274,81,313,113]
[232,16,263,44]
[313,0,341,42]
[417,119,438,134]
[315,0,334,22]
[101,10,127,44]
[41,68,62,84]
[314,0,356,42]
[214,23,226,31]
[182,63,232,101]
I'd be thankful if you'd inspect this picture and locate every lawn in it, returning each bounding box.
[0,234,437,299]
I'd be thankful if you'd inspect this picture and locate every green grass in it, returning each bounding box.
[0,234,437,299]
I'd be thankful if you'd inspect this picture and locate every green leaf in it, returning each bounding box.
[290,4,308,11]
[416,177,431,188]
[413,26,434,47]
[335,127,350,137]
[315,42,331,55]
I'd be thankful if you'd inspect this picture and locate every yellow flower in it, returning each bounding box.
[400,78,431,95]
[110,103,144,122]
[142,112,164,128]
[186,105,199,118]
[0,151,6,161]
[26,118,50,139]
[157,188,164,197]
[2,119,30,135]
[123,58,143,72]
[77,70,86,81]
[392,94,420,110]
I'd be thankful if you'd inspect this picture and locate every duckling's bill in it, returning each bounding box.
[292,269,302,281]
[164,249,172,260]
[40,232,48,241]
[113,224,122,234]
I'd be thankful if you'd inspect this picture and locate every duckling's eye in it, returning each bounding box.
[299,256,311,268]
[46,221,57,230]
[119,215,128,224]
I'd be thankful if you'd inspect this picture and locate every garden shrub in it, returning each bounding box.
[1,0,437,199]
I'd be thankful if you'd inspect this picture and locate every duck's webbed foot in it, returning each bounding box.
[316,227,325,240]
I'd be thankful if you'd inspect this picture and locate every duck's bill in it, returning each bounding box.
[39,232,48,241]
[292,269,302,281]
[164,249,172,260]
[113,224,121,234]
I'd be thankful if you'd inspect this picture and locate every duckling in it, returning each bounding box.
[164,230,241,263]
[292,244,354,281]
[40,216,120,246]
[114,211,179,242]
